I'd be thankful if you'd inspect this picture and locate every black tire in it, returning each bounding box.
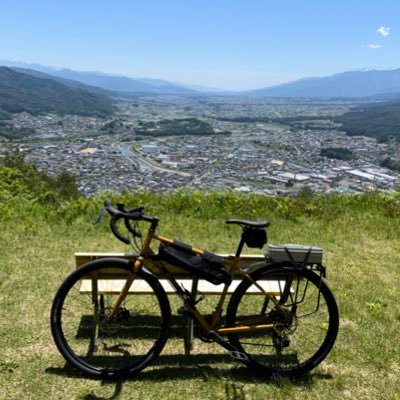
[226,263,339,377]
[50,258,171,379]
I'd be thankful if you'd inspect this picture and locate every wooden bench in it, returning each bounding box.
[75,252,273,354]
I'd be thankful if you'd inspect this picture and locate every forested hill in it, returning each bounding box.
[0,67,113,117]
[11,67,117,97]
[11,67,138,100]
[335,100,400,142]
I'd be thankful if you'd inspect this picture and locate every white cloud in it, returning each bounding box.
[377,26,390,37]
[366,43,382,49]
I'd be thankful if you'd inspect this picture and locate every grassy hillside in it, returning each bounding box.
[1,160,400,399]
[0,67,113,117]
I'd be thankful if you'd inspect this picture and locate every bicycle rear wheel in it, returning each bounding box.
[226,263,339,377]
[51,258,171,379]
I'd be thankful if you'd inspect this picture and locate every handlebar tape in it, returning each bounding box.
[110,215,131,245]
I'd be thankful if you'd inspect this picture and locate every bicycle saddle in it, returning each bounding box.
[226,219,269,228]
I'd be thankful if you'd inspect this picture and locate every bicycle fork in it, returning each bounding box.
[107,257,143,321]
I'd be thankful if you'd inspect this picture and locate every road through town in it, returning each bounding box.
[119,146,191,177]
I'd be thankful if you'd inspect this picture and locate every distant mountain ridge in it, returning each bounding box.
[53,69,197,94]
[3,60,400,98]
[0,60,196,95]
[248,69,400,98]
[10,67,129,99]
[0,67,113,116]
[39,65,400,98]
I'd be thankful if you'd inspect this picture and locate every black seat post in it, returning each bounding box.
[235,230,246,258]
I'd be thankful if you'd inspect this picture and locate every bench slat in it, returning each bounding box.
[80,278,285,296]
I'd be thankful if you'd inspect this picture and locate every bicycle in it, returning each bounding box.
[50,200,339,379]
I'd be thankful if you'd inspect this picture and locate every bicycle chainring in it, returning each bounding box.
[194,314,223,343]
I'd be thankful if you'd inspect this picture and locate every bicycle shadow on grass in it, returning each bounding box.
[46,355,333,400]
[138,354,333,385]
[46,353,333,385]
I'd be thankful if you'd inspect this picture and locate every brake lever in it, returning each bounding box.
[94,207,106,225]
[125,218,142,238]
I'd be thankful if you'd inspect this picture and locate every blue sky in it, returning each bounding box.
[1,0,399,90]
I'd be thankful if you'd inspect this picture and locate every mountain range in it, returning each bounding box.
[247,69,400,98]
[3,60,400,98]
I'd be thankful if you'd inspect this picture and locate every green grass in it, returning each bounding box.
[0,192,400,399]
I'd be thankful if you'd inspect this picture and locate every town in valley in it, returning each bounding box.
[2,96,399,196]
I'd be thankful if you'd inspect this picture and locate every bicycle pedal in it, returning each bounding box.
[230,351,249,363]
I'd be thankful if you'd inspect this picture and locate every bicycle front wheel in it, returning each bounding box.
[51,258,171,379]
[226,264,339,377]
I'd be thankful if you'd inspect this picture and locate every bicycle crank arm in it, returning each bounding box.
[206,331,249,363]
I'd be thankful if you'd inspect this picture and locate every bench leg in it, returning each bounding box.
[184,277,199,356]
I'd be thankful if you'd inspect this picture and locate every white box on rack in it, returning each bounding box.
[267,244,323,264]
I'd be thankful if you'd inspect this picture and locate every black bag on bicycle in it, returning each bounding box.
[158,242,232,285]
